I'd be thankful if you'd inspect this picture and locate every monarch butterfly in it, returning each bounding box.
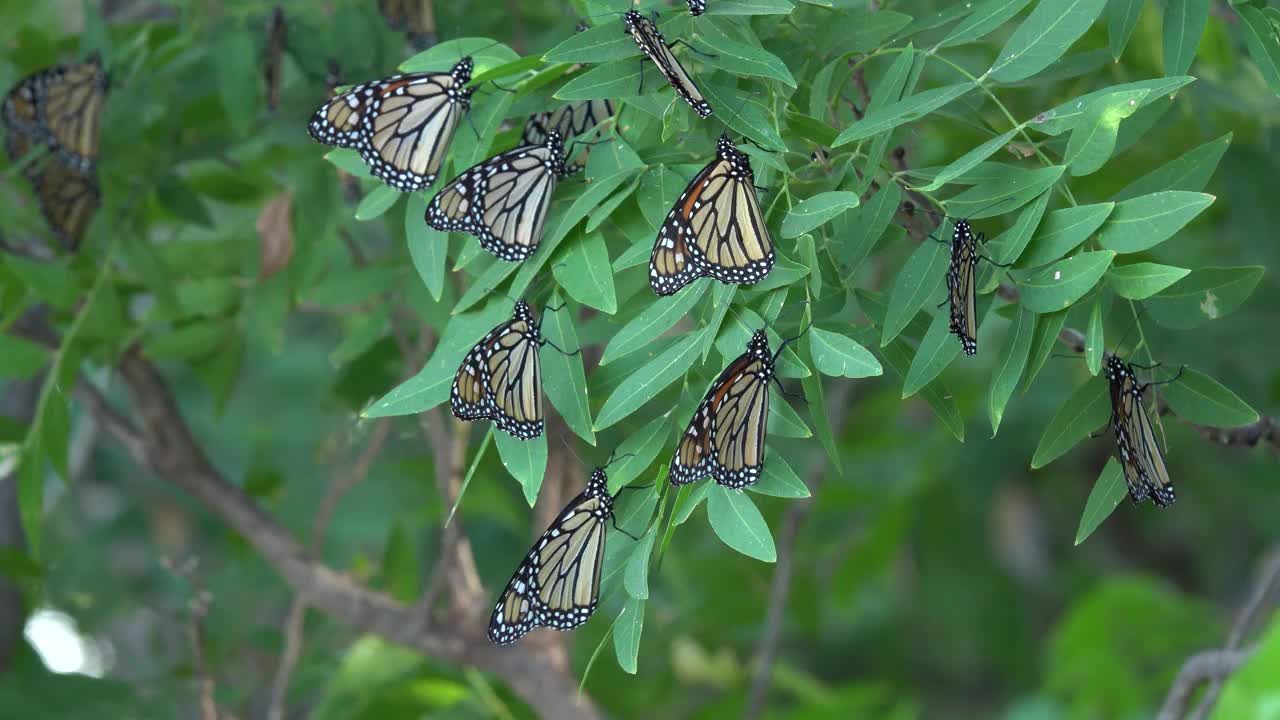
[622,10,713,118]
[426,131,570,262]
[488,467,622,644]
[1104,355,1178,507]
[928,202,1011,356]
[24,156,100,251]
[307,57,474,192]
[650,133,775,296]
[452,299,576,439]
[3,55,106,172]
[521,99,615,173]
[670,328,801,489]
[688,0,707,15]
[378,0,436,51]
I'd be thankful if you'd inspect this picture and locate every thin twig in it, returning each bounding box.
[1156,647,1257,720]
[744,378,861,720]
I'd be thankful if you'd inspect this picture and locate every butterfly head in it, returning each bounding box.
[513,299,534,324]
[544,130,568,175]
[1104,354,1129,382]
[586,468,610,498]
[952,218,972,245]
[746,329,771,360]
[689,0,707,15]
[452,56,475,83]
[717,133,753,177]
[622,10,645,31]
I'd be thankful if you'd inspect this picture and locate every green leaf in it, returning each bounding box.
[1023,308,1068,392]
[988,0,1109,83]
[944,165,1066,218]
[406,194,446,302]
[1114,133,1231,201]
[637,164,690,228]
[1031,375,1110,469]
[989,307,1035,436]
[694,19,797,87]
[624,531,655,599]
[902,309,964,398]
[0,336,49,380]
[607,417,670,491]
[707,486,776,562]
[798,234,821,299]
[881,240,948,346]
[916,128,1022,192]
[978,191,1051,291]
[672,483,712,525]
[554,232,617,313]
[751,453,810,498]
[833,82,975,146]
[1108,0,1144,60]
[704,0,795,14]
[142,320,235,360]
[324,149,373,179]
[768,396,812,439]
[363,301,511,417]
[354,185,400,221]
[940,0,1037,48]
[781,191,859,238]
[215,30,258,136]
[1163,369,1259,428]
[1074,458,1127,546]
[1096,191,1214,253]
[702,83,787,151]
[602,284,708,366]
[613,597,645,674]
[1085,292,1105,376]
[543,23,638,64]
[3,256,78,310]
[715,307,809,378]
[1236,5,1280,96]
[879,337,966,442]
[495,430,548,506]
[1143,266,1264,329]
[556,60,642,102]
[1106,263,1191,300]
[1031,77,1195,136]
[595,329,706,431]
[1017,203,1115,269]
[1163,0,1209,77]
[541,296,594,445]
[1018,251,1116,313]
[1064,92,1143,176]
[454,260,517,315]
[809,328,882,378]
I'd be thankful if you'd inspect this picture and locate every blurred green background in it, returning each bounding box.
[1,0,1278,718]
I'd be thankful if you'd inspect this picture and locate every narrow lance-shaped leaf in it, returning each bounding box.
[495,430,549,506]
[1163,0,1209,78]
[882,240,949,347]
[781,192,859,238]
[1075,458,1127,545]
[988,0,1109,83]
[1163,369,1260,428]
[1106,263,1191,300]
[1031,375,1110,469]
[1096,191,1214,253]
[1143,266,1264,329]
[989,307,1035,436]
[707,486,777,562]
[1017,251,1116,314]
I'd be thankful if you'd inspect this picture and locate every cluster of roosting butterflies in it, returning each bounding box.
[0,0,1176,649]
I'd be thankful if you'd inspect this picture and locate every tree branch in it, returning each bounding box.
[88,348,601,720]
[744,378,862,720]
[1156,647,1256,720]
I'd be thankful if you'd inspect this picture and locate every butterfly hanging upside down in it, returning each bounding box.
[489,466,636,645]
[649,134,775,296]
[622,10,713,118]
[1104,354,1179,508]
[669,327,804,489]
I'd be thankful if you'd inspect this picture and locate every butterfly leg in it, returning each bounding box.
[1142,364,1186,390]
[540,339,581,357]
[666,39,717,58]
[610,516,642,541]
[637,58,646,94]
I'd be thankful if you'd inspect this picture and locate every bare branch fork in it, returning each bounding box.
[82,347,600,720]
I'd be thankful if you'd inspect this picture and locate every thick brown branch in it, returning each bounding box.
[97,349,600,720]
[1156,647,1256,720]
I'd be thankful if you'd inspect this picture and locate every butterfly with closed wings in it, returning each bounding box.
[689,0,707,15]
[307,57,474,192]
[3,54,106,172]
[670,327,804,489]
[924,200,1012,356]
[1104,354,1181,508]
[522,98,614,174]
[451,299,577,440]
[426,130,571,262]
[489,464,644,645]
[623,10,713,118]
[650,133,775,296]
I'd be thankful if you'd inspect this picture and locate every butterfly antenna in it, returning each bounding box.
[604,451,637,468]
[1110,305,1150,358]
[772,321,813,364]
[557,432,585,466]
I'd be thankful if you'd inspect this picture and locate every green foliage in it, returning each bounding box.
[4,0,1280,717]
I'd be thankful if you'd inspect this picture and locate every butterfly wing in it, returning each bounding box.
[426,140,562,262]
[308,76,381,149]
[945,231,979,356]
[652,143,774,294]
[360,67,470,191]
[34,158,100,251]
[35,57,105,170]
[450,314,545,439]
[488,488,611,644]
[522,99,615,172]
[670,352,768,487]
[627,15,712,118]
